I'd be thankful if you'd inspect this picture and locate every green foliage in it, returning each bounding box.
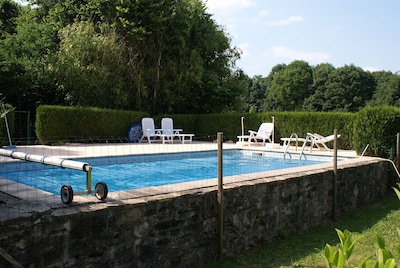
[243,75,267,113]
[0,5,60,111]
[35,106,357,145]
[35,105,148,144]
[303,63,336,111]
[369,72,400,107]
[324,184,400,268]
[264,60,313,111]
[324,229,364,268]
[0,0,20,36]
[323,65,375,112]
[1,0,243,115]
[28,104,400,158]
[324,229,400,268]
[54,21,128,109]
[352,106,400,157]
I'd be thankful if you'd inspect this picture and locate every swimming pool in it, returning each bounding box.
[0,149,332,196]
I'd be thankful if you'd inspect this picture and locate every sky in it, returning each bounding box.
[205,0,400,77]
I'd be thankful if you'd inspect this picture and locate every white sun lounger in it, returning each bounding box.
[237,123,274,146]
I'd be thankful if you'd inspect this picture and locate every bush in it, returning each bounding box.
[353,106,400,157]
[34,106,400,158]
[35,105,148,144]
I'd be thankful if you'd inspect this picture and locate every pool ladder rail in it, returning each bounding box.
[283,133,314,161]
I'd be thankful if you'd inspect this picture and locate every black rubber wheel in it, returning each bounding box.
[60,184,74,204]
[95,182,108,201]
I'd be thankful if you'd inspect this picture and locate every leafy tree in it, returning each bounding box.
[264,60,313,111]
[1,0,243,114]
[303,63,336,111]
[113,0,242,114]
[0,5,59,111]
[54,21,128,109]
[0,0,20,36]
[323,65,375,112]
[244,75,267,112]
[369,71,400,107]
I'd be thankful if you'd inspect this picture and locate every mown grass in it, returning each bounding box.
[206,193,400,268]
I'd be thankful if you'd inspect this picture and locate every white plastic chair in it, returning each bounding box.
[160,117,194,144]
[139,118,161,143]
[308,133,341,150]
[160,118,181,143]
[237,123,273,145]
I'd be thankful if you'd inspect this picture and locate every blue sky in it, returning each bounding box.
[205,0,399,77]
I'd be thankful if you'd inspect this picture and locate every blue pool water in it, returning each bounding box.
[0,150,325,194]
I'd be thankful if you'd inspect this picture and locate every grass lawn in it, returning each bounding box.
[206,193,400,267]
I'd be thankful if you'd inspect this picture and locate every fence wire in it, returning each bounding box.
[0,139,341,221]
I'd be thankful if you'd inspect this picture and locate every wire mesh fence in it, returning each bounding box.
[0,136,347,221]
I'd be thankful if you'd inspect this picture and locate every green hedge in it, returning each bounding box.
[35,105,148,144]
[35,105,400,158]
[353,106,400,157]
[163,112,354,149]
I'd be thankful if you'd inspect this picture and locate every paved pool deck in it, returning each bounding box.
[0,142,360,221]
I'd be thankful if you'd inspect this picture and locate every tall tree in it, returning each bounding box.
[0,0,20,36]
[2,0,242,114]
[114,0,242,113]
[54,21,128,108]
[369,71,400,107]
[0,5,59,111]
[323,65,375,111]
[244,75,266,112]
[263,60,313,111]
[302,63,335,111]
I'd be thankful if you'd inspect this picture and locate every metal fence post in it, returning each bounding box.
[217,132,223,259]
[333,129,338,220]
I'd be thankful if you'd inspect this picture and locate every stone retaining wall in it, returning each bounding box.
[0,158,393,267]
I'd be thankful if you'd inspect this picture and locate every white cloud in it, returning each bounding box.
[271,46,330,63]
[267,16,304,26]
[363,66,380,72]
[238,43,251,58]
[206,0,255,15]
[259,10,270,16]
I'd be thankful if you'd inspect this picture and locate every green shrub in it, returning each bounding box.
[353,106,400,157]
[324,184,400,267]
[35,105,148,144]
[34,105,400,158]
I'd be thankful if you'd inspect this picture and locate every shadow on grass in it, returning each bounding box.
[206,193,400,268]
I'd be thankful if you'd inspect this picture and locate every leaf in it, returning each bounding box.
[392,183,400,200]
[336,229,346,246]
[325,244,335,263]
[383,258,395,268]
[376,233,386,249]
[395,244,400,258]
[377,248,394,264]
[357,255,372,268]
[337,250,346,268]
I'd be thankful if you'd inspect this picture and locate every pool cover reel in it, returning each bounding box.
[0,148,108,204]
[0,149,90,171]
